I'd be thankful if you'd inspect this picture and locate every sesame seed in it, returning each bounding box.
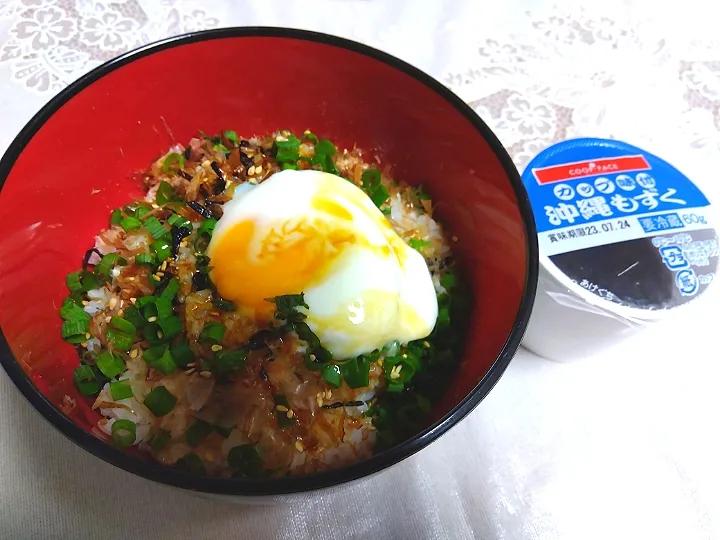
[423,341,430,348]
[210,344,223,352]
[156,271,164,277]
[295,440,304,452]
[104,316,111,323]
[255,163,263,172]
[117,309,124,316]
[151,203,160,209]
[160,261,167,271]
[200,370,212,378]
[108,297,117,309]
[390,365,402,380]
[82,300,89,306]
[325,390,332,399]
[248,165,256,175]
[276,135,288,142]
[316,396,323,407]
[147,316,157,322]
[276,405,288,412]
[378,358,384,367]
[202,160,211,168]
[179,240,188,248]
[309,354,316,361]
[287,410,294,418]
[128,277,135,281]
[129,348,139,359]
[156,331,163,339]
[402,353,407,359]
[81,341,88,347]
[184,368,195,375]
[85,333,91,339]
[248,178,258,185]
[130,297,137,304]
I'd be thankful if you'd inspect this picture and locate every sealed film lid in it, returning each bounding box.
[520,138,718,359]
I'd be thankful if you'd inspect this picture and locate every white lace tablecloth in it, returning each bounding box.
[2,1,720,539]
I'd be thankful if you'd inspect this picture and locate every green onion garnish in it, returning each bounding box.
[134,206,151,220]
[303,131,319,144]
[142,323,165,346]
[157,316,182,340]
[408,238,430,250]
[440,272,457,291]
[123,305,145,329]
[213,348,247,373]
[110,316,136,335]
[96,351,125,378]
[59,301,90,323]
[120,216,141,232]
[197,218,217,239]
[321,364,342,388]
[223,130,239,144]
[304,348,332,371]
[105,327,134,350]
[273,134,301,163]
[361,169,390,208]
[142,296,172,321]
[143,386,177,416]
[199,322,225,344]
[170,340,194,367]
[73,365,101,396]
[340,356,370,389]
[185,419,213,448]
[281,163,298,170]
[159,277,180,301]
[66,270,100,293]
[176,453,205,475]
[134,252,156,266]
[312,138,338,174]
[144,344,177,374]
[162,153,185,174]
[228,444,262,475]
[213,143,229,153]
[273,394,295,428]
[149,429,171,452]
[168,213,191,229]
[62,319,90,343]
[110,209,123,226]
[142,216,167,240]
[156,180,179,205]
[150,239,171,261]
[109,381,133,400]
[111,419,136,448]
[94,253,127,279]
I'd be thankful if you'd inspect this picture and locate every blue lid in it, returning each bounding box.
[522,138,717,311]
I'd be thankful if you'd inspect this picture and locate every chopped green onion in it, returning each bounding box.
[96,351,125,378]
[110,209,123,226]
[143,386,177,416]
[370,184,390,208]
[223,130,239,144]
[110,316,136,335]
[134,296,155,308]
[321,364,342,388]
[120,216,141,232]
[228,444,262,475]
[168,213,191,229]
[66,270,100,293]
[134,252,156,266]
[170,340,194,367]
[271,293,309,320]
[197,218,217,238]
[408,238,430,250]
[273,394,295,428]
[176,453,205,475]
[440,272,457,291]
[123,305,145,329]
[144,344,177,375]
[312,138,338,174]
[142,323,165,346]
[304,348,332,371]
[94,253,127,279]
[157,316,182,340]
[186,419,213,448]
[134,206,151,220]
[213,348,247,373]
[156,181,180,205]
[141,296,172,321]
[73,365,101,396]
[303,131,319,144]
[111,419,136,448]
[142,216,168,240]
[150,239,171,261]
[387,381,405,393]
[159,277,180,301]
[294,321,320,348]
[340,356,370,389]
[281,163,298,170]
[213,143,229,153]
[62,293,84,308]
[106,327,134,350]
[62,319,89,342]
[162,153,185,174]
[437,306,450,327]
[149,429,171,452]
[273,134,300,163]
[59,301,90,323]
[199,322,225,344]
[109,381,133,400]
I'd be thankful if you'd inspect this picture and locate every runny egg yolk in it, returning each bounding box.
[207,169,438,359]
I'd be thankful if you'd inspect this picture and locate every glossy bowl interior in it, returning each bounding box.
[0,28,537,496]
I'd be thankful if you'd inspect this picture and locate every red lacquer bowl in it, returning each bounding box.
[0,28,537,497]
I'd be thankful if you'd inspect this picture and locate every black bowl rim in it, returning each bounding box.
[0,26,539,496]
